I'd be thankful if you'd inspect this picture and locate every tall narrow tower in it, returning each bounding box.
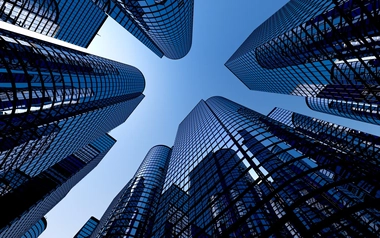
[94,145,172,237]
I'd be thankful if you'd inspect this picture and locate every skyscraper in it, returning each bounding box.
[21,217,47,238]
[0,0,194,58]
[0,133,116,237]
[74,216,99,238]
[0,28,145,177]
[90,96,380,237]
[92,0,194,59]
[93,145,171,237]
[225,0,380,125]
[0,28,145,236]
[0,0,107,47]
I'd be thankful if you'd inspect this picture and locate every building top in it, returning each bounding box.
[94,0,194,59]
[73,216,100,238]
[21,217,47,238]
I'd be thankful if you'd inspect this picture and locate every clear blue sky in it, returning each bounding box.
[39,1,380,237]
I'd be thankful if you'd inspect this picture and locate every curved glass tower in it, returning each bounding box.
[21,217,47,238]
[94,145,172,237]
[0,28,145,178]
[0,28,145,237]
[74,216,99,238]
[93,0,194,59]
[226,0,380,125]
[306,97,380,125]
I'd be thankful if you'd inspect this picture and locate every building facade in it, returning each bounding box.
[0,0,107,47]
[0,0,194,58]
[225,0,380,125]
[91,96,380,237]
[92,0,194,59]
[0,28,145,178]
[74,216,99,238]
[93,145,172,237]
[0,133,116,237]
[0,28,145,236]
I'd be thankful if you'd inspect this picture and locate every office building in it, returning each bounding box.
[0,134,116,237]
[93,145,171,237]
[225,0,380,125]
[91,96,380,237]
[0,0,194,58]
[74,217,99,238]
[0,28,145,177]
[92,0,194,59]
[0,0,107,47]
[0,28,145,236]
[21,217,47,238]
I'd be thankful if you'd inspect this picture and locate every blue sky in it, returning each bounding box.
[38,1,380,237]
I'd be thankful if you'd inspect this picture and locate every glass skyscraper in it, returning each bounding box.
[0,28,145,237]
[89,96,380,237]
[21,217,47,238]
[0,28,145,177]
[225,0,380,125]
[0,0,107,47]
[92,145,171,237]
[0,133,116,237]
[92,0,194,59]
[0,0,194,58]
[74,216,99,238]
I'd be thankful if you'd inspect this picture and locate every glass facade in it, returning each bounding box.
[159,96,380,237]
[74,216,99,238]
[306,97,380,125]
[93,0,194,59]
[225,0,380,125]
[94,145,172,237]
[0,0,107,47]
[0,28,145,179]
[90,96,380,237]
[21,217,47,238]
[152,183,190,237]
[53,1,107,48]
[0,134,116,238]
[0,0,59,36]
[0,29,145,237]
[185,149,256,237]
[0,0,194,56]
